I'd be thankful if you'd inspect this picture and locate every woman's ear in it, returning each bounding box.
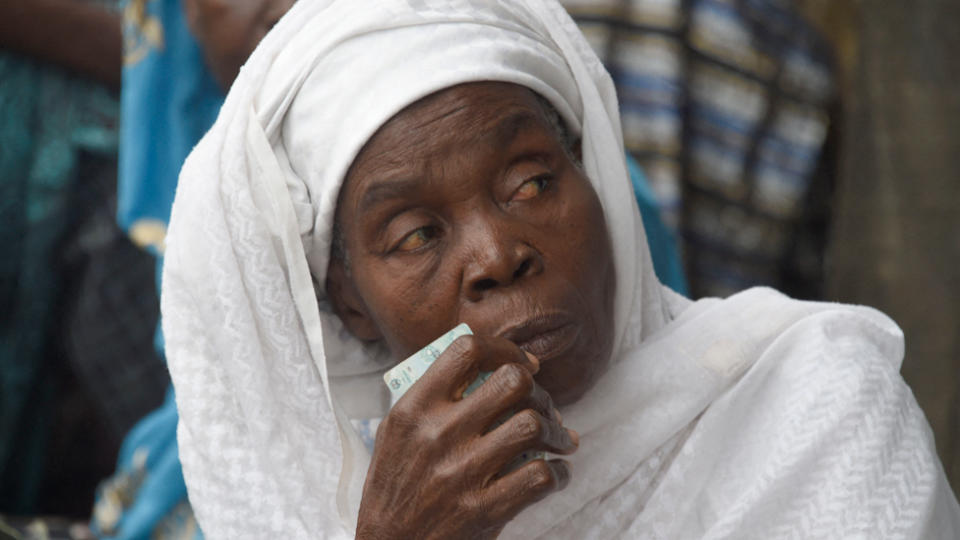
[325,260,382,342]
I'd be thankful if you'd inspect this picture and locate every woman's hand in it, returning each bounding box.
[357,334,579,539]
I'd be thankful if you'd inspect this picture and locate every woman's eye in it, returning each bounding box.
[395,227,437,252]
[512,175,551,202]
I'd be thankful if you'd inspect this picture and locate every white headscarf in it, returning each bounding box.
[163,0,960,538]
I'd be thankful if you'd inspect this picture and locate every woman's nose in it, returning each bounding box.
[462,221,543,302]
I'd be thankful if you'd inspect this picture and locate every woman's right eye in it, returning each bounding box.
[394,226,439,252]
[511,175,552,202]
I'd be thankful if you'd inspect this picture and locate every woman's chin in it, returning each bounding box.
[537,354,606,407]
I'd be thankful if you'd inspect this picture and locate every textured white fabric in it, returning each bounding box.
[162,0,960,538]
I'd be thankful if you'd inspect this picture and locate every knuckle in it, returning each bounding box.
[415,417,448,447]
[513,409,542,441]
[526,460,556,491]
[385,406,446,447]
[431,459,460,485]
[460,491,498,530]
[381,405,409,433]
[382,403,439,445]
[460,490,485,516]
[387,397,418,425]
[446,334,480,361]
[495,363,533,398]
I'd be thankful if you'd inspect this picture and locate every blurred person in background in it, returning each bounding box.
[0,0,166,523]
[564,0,837,300]
[90,1,293,538]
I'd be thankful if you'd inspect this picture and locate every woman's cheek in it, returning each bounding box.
[363,266,458,356]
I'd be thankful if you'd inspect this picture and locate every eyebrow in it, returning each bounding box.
[355,110,545,213]
[489,110,542,150]
[358,176,423,214]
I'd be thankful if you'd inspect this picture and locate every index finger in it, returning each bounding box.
[413,334,539,403]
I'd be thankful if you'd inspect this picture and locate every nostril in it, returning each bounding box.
[513,259,531,279]
[468,251,536,296]
[473,278,498,292]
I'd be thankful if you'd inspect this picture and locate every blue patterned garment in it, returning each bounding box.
[566,0,836,299]
[91,1,222,538]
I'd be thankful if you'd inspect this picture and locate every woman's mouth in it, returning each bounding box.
[497,313,581,362]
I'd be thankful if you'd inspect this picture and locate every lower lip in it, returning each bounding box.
[516,323,581,362]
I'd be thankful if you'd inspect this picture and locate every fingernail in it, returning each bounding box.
[567,428,579,447]
[524,351,540,373]
[554,408,563,424]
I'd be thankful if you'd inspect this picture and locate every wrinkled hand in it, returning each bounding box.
[357,334,579,540]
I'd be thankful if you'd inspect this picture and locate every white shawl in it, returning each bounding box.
[162,0,960,538]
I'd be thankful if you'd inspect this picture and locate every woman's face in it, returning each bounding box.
[328,82,615,406]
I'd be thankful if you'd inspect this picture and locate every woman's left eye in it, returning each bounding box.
[511,175,552,202]
[395,226,438,252]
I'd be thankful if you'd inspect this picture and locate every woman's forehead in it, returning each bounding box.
[354,85,549,165]
[342,83,556,193]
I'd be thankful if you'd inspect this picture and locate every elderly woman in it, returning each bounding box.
[162,1,960,538]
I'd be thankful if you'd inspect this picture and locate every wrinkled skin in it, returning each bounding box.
[182,0,295,91]
[327,82,616,538]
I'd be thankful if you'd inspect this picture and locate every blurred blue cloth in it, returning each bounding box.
[116,0,222,254]
[93,388,196,539]
[91,1,221,538]
[0,47,118,514]
[627,155,688,295]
